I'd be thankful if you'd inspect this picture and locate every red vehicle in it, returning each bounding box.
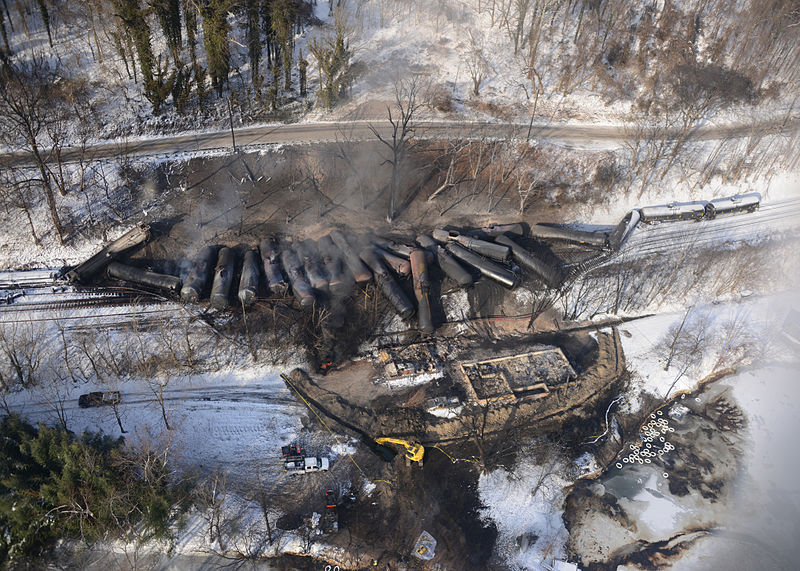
[325,489,337,508]
[323,490,338,533]
[281,444,301,458]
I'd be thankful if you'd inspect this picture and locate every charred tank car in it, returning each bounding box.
[181,246,217,302]
[238,249,260,306]
[260,237,288,296]
[281,247,315,309]
[210,247,235,309]
[107,262,182,293]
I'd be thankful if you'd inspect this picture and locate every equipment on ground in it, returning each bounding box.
[374,437,425,465]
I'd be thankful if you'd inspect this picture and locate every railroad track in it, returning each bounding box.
[591,197,800,270]
[0,290,165,313]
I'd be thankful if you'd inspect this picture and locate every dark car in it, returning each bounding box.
[78,391,121,408]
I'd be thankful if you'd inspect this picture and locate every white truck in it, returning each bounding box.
[284,456,330,474]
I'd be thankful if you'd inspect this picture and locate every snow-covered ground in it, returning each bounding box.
[478,289,799,569]
[3,365,306,485]
[671,365,800,570]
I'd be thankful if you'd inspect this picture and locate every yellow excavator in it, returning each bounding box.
[374,437,425,466]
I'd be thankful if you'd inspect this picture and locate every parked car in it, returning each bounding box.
[78,391,121,408]
[284,456,330,474]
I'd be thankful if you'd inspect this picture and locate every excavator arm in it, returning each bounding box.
[374,437,425,463]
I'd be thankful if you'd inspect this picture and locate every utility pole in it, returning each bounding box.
[228,98,237,152]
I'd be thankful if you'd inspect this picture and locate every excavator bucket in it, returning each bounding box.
[374,437,425,464]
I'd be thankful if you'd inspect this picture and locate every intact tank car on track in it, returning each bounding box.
[638,201,707,223]
[107,262,182,293]
[210,247,235,309]
[181,245,217,302]
[705,192,761,219]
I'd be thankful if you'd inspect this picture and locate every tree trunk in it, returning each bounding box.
[31,140,64,244]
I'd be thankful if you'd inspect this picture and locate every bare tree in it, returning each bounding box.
[466,30,488,97]
[369,76,426,222]
[193,469,228,552]
[0,166,41,245]
[0,58,68,244]
[146,373,174,431]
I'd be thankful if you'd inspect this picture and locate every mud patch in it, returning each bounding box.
[564,381,748,568]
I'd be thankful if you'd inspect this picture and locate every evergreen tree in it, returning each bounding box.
[245,0,262,88]
[0,2,11,55]
[113,0,157,106]
[199,0,231,97]
[182,0,206,104]
[271,0,295,91]
[151,0,182,65]
[36,0,52,48]
[0,416,182,566]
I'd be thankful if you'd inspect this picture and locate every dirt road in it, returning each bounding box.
[2,116,798,166]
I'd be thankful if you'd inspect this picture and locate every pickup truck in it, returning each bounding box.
[284,456,330,474]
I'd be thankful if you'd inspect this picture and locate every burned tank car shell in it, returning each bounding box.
[280,248,315,309]
[108,262,182,293]
[705,192,761,219]
[260,237,288,295]
[638,201,707,223]
[181,246,217,302]
[209,247,235,308]
[238,249,260,306]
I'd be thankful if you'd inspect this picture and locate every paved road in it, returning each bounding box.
[2,116,798,165]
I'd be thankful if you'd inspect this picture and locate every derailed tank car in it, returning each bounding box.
[359,247,415,319]
[432,229,511,261]
[210,247,235,309]
[417,234,474,287]
[108,262,182,293]
[410,248,434,333]
[260,237,288,296]
[181,246,217,302]
[445,242,517,289]
[493,234,562,288]
[318,235,354,298]
[238,249,260,306]
[281,247,315,309]
[329,230,373,285]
